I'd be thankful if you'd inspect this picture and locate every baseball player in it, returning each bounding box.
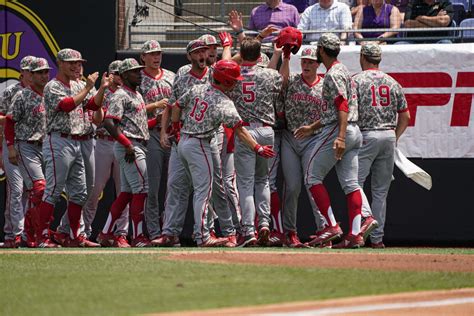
[3,57,50,248]
[157,39,236,247]
[35,48,107,248]
[170,59,275,246]
[354,43,410,248]
[138,40,174,243]
[0,55,34,248]
[277,45,328,248]
[101,58,152,247]
[53,63,103,247]
[88,60,131,247]
[227,37,283,247]
[305,33,366,249]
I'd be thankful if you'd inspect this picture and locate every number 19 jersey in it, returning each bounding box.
[353,69,408,131]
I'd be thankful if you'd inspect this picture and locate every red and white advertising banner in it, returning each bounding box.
[290,43,474,158]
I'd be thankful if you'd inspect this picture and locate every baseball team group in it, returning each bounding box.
[0,27,410,249]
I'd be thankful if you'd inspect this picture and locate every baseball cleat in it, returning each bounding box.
[1,236,21,248]
[236,234,257,247]
[359,216,379,242]
[284,231,310,248]
[52,231,70,247]
[67,235,101,247]
[266,231,285,247]
[306,224,343,247]
[151,235,181,247]
[257,226,270,246]
[131,235,152,247]
[223,235,237,248]
[332,234,365,249]
[198,235,229,247]
[36,237,61,248]
[97,232,115,247]
[371,241,386,249]
[113,235,131,248]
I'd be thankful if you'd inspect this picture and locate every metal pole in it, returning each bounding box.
[220,0,225,19]
[128,24,132,49]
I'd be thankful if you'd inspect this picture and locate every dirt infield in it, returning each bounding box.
[153,288,474,316]
[165,251,474,272]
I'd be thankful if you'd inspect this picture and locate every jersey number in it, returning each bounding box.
[189,97,208,122]
[370,85,391,107]
[242,82,256,103]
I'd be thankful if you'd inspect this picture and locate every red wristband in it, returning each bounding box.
[116,133,132,147]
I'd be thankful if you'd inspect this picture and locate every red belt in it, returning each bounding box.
[96,134,115,141]
[58,133,93,141]
[241,121,272,128]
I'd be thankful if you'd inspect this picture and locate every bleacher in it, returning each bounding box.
[126,0,474,51]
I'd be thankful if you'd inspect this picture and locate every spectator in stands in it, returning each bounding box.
[283,0,310,13]
[354,0,401,44]
[297,0,353,43]
[401,0,454,43]
[248,0,300,41]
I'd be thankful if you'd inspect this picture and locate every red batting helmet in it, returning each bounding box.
[275,27,303,54]
[212,60,244,87]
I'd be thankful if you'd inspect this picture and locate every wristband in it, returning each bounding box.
[234,29,244,36]
[116,133,132,147]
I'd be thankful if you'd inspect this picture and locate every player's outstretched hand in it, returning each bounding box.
[86,72,99,90]
[100,72,113,89]
[333,137,345,160]
[7,146,19,166]
[124,145,136,163]
[294,125,313,140]
[219,32,233,47]
[254,144,275,158]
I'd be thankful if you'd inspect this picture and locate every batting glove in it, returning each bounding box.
[219,32,233,48]
[254,144,275,158]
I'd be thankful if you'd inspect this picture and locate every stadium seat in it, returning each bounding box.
[452,4,467,25]
[460,18,474,40]
[450,0,468,10]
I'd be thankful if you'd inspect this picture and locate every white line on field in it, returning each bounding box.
[261,297,474,316]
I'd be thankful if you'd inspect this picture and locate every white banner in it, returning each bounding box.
[290,43,474,158]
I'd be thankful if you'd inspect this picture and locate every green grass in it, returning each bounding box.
[1,250,473,316]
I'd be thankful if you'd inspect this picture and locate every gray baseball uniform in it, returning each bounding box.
[354,69,408,243]
[105,85,150,239]
[228,63,282,236]
[40,78,89,239]
[56,82,97,237]
[161,66,211,238]
[1,83,28,241]
[138,68,174,240]
[278,74,326,232]
[175,83,242,244]
[305,62,363,236]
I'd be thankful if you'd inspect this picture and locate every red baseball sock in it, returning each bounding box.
[309,184,337,227]
[103,192,133,234]
[67,202,83,239]
[347,189,362,236]
[270,191,283,233]
[130,193,147,239]
[37,201,55,238]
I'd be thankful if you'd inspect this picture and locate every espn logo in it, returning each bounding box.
[389,72,474,127]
